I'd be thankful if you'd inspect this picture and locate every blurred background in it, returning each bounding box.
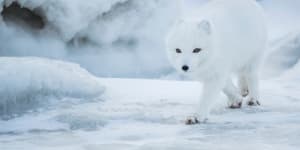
[0,0,299,78]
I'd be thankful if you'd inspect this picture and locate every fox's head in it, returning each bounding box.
[166,20,215,77]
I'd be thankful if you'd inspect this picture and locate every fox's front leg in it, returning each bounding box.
[186,76,226,125]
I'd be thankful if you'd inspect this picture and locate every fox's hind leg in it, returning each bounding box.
[245,70,260,106]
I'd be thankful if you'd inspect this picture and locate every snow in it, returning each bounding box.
[0,57,105,118]
[0,0,179,77]
[1,71,300,149]
[13,0,127,41]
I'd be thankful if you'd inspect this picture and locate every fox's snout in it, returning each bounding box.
[182,65,189,72]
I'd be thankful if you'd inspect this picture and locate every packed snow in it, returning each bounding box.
[0,0,300,150]
[1,71,300,150]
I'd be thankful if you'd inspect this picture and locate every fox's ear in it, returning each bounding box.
[198,20,211,35]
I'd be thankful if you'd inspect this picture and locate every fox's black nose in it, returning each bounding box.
[182,65,189,72]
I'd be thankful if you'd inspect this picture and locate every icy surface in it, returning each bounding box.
[1,68,300,149]
[0,57,105,118]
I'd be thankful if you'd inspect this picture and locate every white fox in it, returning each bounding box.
[166,0,267,124]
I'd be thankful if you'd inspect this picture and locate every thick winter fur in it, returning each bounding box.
[166,0,267,122]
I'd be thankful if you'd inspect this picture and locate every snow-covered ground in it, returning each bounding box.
[1,68,300,150]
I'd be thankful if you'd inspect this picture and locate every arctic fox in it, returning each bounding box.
[166,0,267,124]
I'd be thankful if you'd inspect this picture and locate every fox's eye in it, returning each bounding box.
[176,48,182,53]
[193,48,202,53]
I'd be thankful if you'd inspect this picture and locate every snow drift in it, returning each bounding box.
[0,57,105,118]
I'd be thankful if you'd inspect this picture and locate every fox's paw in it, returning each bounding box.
[247,98,260,106]
[228,98,243,109]
[185,116,207,125]
[229,101,242,109]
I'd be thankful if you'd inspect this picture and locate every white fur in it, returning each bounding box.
[166,0,267,122]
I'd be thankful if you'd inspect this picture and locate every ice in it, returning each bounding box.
[1,74,300,149]
[0,57,105,118]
